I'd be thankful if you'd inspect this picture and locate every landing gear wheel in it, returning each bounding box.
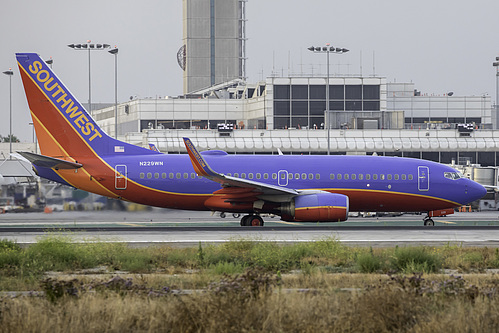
[220,212,226,218]
[232,213,241,218]
[249,215,264,226]
[240,215,250,226]
[424,218,434,226]
[240,215,264,226]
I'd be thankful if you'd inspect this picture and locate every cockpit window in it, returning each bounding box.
[444,171,464,180]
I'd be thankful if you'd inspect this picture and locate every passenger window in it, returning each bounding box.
[408,174,414,180]
[289,173,293,180]
[308,173,313,180]
[241,173,246,179]
[191,173,196,179]
[337,174,342,180]
[234,173,239,178]
[366,174,371,180]
[401,174,407,180]
[344,174,349,180]
[140,173,145,179]
[380,174,385,180]
[281,173,287,179]
[387,174,392,180]
[301,173,307,180]
[154,173,159,179]
[227,173,232,177]
[295,173,300,179]
[373,174,378,180]
[264,173,269,179]
[248,173,254,179]
[315,173,320,180]
[394,174,399,180]
[351,174,356,180]
[176,173,181,179]
[183,173,188,179]
[169,172,174,179]
[147,173,152,179]
[272,173,277,179]
[358,174,363,180]
[256,173,261,179]
[330,174,335,180]
[162,173,166,179]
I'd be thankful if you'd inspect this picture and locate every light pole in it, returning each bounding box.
[308,44,349,155]
[108,47,119,139]
[493,57,499,119]
[68,41,110,114]
[3,68,14,157]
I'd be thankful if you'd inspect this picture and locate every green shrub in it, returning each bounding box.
[357,252,383,273]
[0,239,21,252]
[208,261,245,275]
[391,247,441,273]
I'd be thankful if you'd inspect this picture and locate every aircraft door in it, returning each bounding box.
[115,165,127,190]
[278,170,288,186]
[418,166,429,191]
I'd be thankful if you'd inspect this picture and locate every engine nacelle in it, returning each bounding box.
[281,193,349,222]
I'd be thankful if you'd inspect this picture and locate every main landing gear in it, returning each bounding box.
[240,214,264,226]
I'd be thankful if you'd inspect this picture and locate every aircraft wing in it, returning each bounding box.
[17,151,82,170]
[183,138,298,199]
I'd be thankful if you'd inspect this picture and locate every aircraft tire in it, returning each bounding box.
[240,215,250,226]
[249,215,264,226]
[220,212,226,218]
[232,213,241,218]
[240,215,264,226]
[424,218,435,226]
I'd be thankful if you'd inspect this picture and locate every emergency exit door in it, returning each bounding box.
[115,165,127,190]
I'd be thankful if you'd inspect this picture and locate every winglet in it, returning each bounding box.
[148,143,160,153]
[183,138,217,177]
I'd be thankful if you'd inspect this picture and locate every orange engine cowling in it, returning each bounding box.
[281,193,349,222]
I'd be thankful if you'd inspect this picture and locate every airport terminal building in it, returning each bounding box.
[94,75,497,168]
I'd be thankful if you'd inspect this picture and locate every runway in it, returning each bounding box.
[1,210,499,247]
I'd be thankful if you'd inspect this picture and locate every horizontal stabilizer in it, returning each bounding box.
[17,151,82,170]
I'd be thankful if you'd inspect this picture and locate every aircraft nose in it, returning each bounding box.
[467,180,487,202]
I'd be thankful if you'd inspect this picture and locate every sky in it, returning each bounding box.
[1,0,499,142]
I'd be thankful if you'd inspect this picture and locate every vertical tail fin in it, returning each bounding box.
[16,53,155,158]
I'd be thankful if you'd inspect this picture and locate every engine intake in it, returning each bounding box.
[281,193,349,222]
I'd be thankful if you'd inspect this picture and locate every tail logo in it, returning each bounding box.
[26,60,102,142]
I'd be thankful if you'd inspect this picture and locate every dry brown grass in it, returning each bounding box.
[1,283,498,333]
[2,271,499,333]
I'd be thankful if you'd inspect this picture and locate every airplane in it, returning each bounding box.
[15,52,486,226]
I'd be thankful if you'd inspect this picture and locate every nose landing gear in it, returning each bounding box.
[423,208,455,226]
[240,215,264,226]
[423,216,435,226]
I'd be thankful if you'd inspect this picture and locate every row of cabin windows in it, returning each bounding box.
[137,172,318,180]
[226,172,321,180]
[139,172,199,180]
[329,173,414,181]
[138,172,414,182]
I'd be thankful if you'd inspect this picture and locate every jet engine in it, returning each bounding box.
[280,193,349,222]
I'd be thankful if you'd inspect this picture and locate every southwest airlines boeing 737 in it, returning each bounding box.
[15,53,486,226]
